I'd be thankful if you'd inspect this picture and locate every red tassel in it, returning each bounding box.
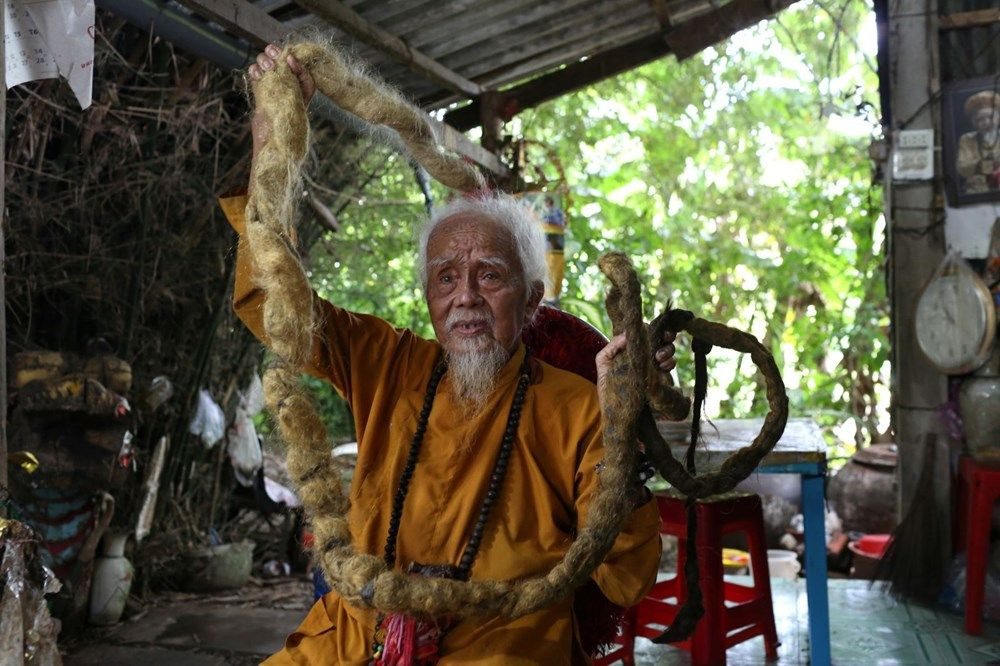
[374,614,442,665]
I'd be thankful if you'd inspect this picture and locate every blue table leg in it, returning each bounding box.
[802,471,831,665]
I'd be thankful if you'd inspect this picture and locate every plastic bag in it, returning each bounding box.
[188,389,226,448]
[941,551,1000,620]
[227,376,265,486]
[0,521,63,665]
[789,507,843,546]
[264,476,300,507]
[227,413,262,486]
[243,373,264,417]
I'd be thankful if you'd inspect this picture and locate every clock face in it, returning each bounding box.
[915,274,995,373]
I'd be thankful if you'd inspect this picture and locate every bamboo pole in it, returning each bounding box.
[1,0,8,515]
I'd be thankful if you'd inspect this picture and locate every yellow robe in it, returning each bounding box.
[220,194,661,665]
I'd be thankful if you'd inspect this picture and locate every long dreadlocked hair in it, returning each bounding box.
[245,41,653,620]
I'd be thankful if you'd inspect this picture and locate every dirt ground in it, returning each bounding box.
[60,576,314,665]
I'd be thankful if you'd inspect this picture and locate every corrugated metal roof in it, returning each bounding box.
[238,0,790,110]
[165,0,797,172]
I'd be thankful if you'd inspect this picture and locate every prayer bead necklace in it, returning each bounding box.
[372,353,531,660]
[383,353,531,576]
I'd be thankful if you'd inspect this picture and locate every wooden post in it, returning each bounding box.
[1,0,8,514]
[479,91,502,156]
[886,0,947,519]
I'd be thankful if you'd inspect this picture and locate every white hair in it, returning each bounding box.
[417,193,548,298]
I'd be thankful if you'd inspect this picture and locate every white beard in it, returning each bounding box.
[443,309,510,413]
[446,342,508,414]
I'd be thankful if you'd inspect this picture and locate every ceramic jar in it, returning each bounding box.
[88,533,133,625]
[827,443,897,534]
[960,374,1000,460]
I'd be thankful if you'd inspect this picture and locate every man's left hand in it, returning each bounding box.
[654,330,677,372]
[596,329,678,398]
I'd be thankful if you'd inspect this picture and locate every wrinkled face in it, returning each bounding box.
[973,107,1000,135]
[425,213,540,357]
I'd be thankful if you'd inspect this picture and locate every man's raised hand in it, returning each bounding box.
[249,44,316,102]
[248,44,316,162]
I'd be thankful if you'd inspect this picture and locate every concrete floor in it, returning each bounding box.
[61,577,1000,665]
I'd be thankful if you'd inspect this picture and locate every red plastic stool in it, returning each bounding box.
[609,493,779,665]
[956,456,1000,635]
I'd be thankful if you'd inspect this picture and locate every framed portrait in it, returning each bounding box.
[942,76,1000,206]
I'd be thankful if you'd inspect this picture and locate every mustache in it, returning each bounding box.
[446,309,495,330]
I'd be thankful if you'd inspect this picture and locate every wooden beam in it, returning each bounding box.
[174,0,505,175]
[444,32,671,131]
[939,9,1000,31]
[663,0,799,61]
[291,0,483,97]
[428,117,507,177]
[412,0,645,109]
[174,0,285,43]
[479,90,502,154]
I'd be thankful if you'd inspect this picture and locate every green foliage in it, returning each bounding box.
[308,149,438,340]
[301,376,356,443]
[516,0,887,455]
[306,0,888,454]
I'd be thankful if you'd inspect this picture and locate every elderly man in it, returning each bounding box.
[957,89,1000,194]
[224,44,677,664]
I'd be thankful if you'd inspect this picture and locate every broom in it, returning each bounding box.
[875,432,949,603]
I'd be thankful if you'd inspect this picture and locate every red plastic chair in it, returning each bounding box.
[956,456,1000,635]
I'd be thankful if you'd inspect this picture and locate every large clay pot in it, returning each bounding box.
[88,533,134,625]
[827,443,897,535]
[960,374,1000,461]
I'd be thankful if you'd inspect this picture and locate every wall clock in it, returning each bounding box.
[915,265,996,374]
